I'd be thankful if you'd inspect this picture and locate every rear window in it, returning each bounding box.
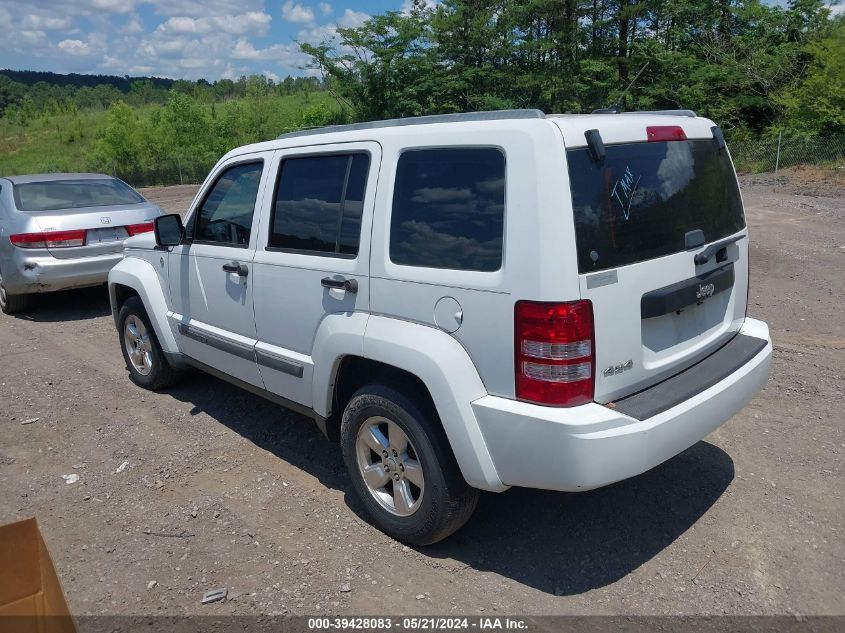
[567,139,745,273]
[13,179,144,212]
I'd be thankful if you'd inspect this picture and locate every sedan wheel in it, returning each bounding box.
[0,271,29,315]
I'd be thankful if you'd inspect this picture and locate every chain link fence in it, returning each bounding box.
[108,157,220,189]
[728,133,845,174]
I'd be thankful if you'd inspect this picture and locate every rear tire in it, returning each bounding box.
[340,383,479,545]
[0,272,29,315]
[118,296,180,390]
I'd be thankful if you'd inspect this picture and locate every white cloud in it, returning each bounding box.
[91,0,136,13]
[58,39,91,56]
[232,37,308,64]
[121,14,144,34]
[318,2,332,15]
[21,14,73,29]
[296,8,371,47]
[282,0,315,24]
[263,70,280,82]
[150,0,264,18]
[337,8,369,27]
[18,30,47,45]
[156,11,271,37]
[231,38,262,59]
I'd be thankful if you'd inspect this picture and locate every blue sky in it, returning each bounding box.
[0,0,838,82]
[0,0,420,81]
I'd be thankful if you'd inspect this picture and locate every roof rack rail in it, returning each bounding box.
[276,109,546,140]
[590,108,698,118]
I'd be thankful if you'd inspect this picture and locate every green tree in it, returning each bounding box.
[778,19,845,134]
[89,101,143,173]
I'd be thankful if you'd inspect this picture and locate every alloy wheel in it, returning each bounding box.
[355,416,425,516]
[123,315,153,376]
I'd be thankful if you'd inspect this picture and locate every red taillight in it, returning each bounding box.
[9,230,86,249]
[515,300,595,406]
[125,222,154,236]
[647,125,687,142]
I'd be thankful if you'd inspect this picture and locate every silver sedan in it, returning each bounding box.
[0,173,164,314]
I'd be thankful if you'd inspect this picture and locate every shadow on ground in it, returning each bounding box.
[165,370,734,597]
[429,440,734,595]
[12,285,112,322]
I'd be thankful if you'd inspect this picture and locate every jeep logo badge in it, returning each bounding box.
[100,217,111,225]
[696,283,715,300]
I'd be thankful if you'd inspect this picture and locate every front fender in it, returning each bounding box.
[361,316,506,492]
[108,258,180,355]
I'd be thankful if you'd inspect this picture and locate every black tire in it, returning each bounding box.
[117,296,180,390]
[0,272,29,315]
[340,383,479,545]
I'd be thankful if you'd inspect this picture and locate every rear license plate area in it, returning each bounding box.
[87,227,124,244]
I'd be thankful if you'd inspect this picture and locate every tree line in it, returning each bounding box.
[0,70,326,124]
[304,0,844,138]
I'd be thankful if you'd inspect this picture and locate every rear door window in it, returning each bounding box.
[389,147,505,272]
[269,153,370,257]
[567,139,745,273]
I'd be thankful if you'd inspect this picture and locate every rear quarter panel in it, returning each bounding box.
[368,119,580,399]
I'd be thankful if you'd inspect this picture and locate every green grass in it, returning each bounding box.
[0,92,337,178]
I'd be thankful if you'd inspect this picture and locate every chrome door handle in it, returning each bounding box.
[222,262,248,277]
[321,277,358,293]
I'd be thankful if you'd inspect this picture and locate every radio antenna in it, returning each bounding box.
[601,61,650,114]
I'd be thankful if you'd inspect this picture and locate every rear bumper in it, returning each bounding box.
[472,318,772,492]
[2,250,123,294]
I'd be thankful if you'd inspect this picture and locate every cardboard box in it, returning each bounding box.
[0,517,76,633]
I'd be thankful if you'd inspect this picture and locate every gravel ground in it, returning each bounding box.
[0,172,842,617]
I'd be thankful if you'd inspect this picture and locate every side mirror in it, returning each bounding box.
[154,214,184,247]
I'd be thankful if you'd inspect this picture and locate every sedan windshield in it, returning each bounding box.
[13,179,144,212]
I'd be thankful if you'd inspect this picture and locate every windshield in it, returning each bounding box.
[13,179,144,212]
[567,139,745,273]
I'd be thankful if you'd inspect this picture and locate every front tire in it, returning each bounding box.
[340,383,479,545]
[118,296,180,390]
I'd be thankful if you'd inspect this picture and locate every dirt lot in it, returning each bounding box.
[0,171,842,617]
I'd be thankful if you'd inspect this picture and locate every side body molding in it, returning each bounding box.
[108,257,180,356]
[359,315,506,492]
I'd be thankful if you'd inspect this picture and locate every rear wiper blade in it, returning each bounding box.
[694,234,744,265]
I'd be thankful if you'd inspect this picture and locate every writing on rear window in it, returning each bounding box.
[610,166,641,220]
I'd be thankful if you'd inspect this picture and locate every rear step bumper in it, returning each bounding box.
[471,318,772,492]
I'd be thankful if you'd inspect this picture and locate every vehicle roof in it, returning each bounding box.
[221,109,715,162]
[3,173,114,185]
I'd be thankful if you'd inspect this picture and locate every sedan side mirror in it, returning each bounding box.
[154,214,185,247]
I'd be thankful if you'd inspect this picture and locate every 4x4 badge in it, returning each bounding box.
[603,360,633,377]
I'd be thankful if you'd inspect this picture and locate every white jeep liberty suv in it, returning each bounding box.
[108,109,772,544]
